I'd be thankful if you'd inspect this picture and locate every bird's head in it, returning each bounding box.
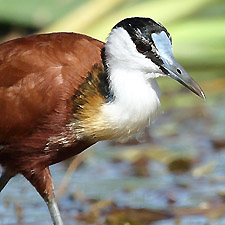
[104,17,205,99]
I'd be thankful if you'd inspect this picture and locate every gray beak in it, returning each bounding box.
[162,55,205,99]
[152,32,205,99]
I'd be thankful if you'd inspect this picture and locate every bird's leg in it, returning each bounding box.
[23,167,64,225]
[47,196,64,225]
[0,169,14,192]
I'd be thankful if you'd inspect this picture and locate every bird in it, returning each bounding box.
[0,17,205,225]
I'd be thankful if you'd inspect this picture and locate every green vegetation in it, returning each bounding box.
[0,1,225,224]
[0,0,224,108]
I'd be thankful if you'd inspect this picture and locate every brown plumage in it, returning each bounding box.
[0,33,105,217]
[0,17,205,225]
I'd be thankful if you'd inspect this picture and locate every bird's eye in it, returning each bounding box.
[136,42,148,53]
[135,40,151,55]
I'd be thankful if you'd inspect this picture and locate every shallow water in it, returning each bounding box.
[1,93,225,225]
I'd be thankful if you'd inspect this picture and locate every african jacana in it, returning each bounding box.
[0,17,205,225]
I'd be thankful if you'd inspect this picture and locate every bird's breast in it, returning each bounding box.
[72,68,161,142]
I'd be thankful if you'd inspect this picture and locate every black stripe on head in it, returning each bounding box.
[113,17,172,74]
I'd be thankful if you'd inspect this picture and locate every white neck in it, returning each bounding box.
[97,27,162,140]
[100,67,161,141]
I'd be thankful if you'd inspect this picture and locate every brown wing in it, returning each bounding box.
[0,33,104,143]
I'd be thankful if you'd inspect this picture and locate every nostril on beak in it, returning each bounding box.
[176,68,182,74]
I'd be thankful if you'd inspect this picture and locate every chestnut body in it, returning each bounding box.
[0,33,104,198]
[0,17,205,225]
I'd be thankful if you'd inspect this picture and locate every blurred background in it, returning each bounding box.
[0,0,225,224]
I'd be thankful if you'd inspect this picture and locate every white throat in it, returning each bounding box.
[100,27,162,140]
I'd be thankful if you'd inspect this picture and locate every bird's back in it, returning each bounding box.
[0,33,104,172]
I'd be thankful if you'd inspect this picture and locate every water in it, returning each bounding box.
[1,96,225,225]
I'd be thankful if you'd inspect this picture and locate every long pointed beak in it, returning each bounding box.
[151,32,205,99]
[162,55,205,99]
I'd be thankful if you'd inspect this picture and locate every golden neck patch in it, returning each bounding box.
[71,63,111,141]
